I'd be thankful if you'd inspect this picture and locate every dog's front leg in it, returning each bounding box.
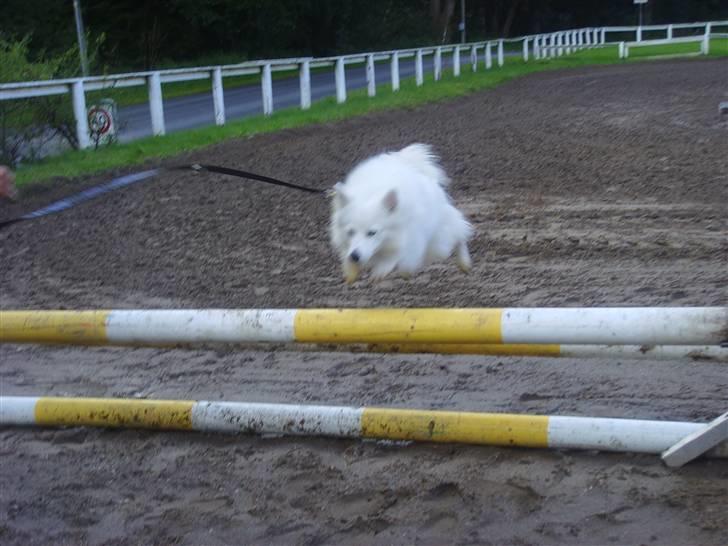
[455,242,472,273]
[370,256,399,281]
[343,260,360,284]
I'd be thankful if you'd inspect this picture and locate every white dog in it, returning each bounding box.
[329,143,473,283]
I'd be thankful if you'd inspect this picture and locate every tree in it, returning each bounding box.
[430,0,457,43]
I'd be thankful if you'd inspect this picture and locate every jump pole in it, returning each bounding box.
[1,308,726,346]
[2,396,727,460]
[356,343,728,361]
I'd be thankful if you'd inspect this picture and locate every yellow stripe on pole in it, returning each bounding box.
[0,310,109,345]
[34,397,194,429]
[360,407,549,447]
[294,309,503,344]
[365,343,562,356]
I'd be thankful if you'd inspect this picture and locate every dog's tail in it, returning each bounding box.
[396,143,450,187]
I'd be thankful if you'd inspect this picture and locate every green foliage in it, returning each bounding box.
[0,35,105,166]
[4,0,726,74]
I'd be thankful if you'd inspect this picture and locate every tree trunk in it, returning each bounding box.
[430,0,457,44]
[501,0,523,37]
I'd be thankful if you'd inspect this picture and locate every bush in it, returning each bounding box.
[0,35,103,167]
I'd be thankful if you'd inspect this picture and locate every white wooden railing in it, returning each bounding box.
[0,20,725,149]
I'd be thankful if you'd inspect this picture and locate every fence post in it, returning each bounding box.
[453,45,461,76]
[497,39,504,66]
[578,30,584,49]
[71,79,90,149]
[619,41,626,59]
[585,28,591,46]
[667,24,673,40]
[211,67,225,125]
[705,22,712,38]
[390,51,400,92]
[558,33,564,56]
[335,57,347,103]
[147,71,165,136]
[636,26,642,42]
[702,33,710,55]
[299,60,311,109]
[415,49,424,86]
[261,63,273,115]
[522,38,529,61]
[533,36,540,59]
[434,47,442,80]
[470,45,478,71]
[601,28,606,44]
[366,54,376,97]
[485,41,493,69]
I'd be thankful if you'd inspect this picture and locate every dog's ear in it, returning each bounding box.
[332,182,348,207]
[382,189,398,213]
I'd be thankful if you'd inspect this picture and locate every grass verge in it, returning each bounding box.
[15,38,727,187]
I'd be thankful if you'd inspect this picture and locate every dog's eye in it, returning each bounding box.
[347,229,355,237]
[366,230,377,237]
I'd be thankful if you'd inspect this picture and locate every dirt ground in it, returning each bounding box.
[1,59,727,545]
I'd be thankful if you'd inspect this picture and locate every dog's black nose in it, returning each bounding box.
[350,250,360,263]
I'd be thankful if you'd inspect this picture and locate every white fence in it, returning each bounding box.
[0,20,725,149]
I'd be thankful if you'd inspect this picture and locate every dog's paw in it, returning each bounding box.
[343,261,360,284]
[456,243,472,273]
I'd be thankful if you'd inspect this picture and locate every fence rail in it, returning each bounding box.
[0,20,725,149]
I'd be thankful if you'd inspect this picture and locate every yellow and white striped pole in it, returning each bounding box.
[358,343,728,361]
[2,396,727,458]
[1,307,726,346]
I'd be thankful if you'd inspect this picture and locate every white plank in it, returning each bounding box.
[662,412,728,467]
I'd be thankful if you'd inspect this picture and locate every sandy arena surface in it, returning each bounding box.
[1,59,727,545]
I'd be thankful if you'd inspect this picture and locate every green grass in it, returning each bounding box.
[15,40,728,188]
[627,39,715,58]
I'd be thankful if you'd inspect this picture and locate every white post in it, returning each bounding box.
[453,45,461,76]
[702,33,710,55]
[299,60,311,110]
[470,45,478,71]
[578,30,583,49]
[415,49,424,86]
[390,52,400,92]
[366,54,376,97]
[585,28,591,46]
[636,26,642,42]
[261,63,273,115]
[557,33,564,56]
[667,24,673,40]
[705,22,712,38]
[566,32,572,54]
[497,39,504,66]
[211,67,225,126]
[71,79,90,149]
[533,36,540,59]
[147,71,165,136]
[522,38,529,62]
[485,41,493,69]
[619,41,626,59]
[434,47,442,81]
[335,57,346,103]
[600,28,606,44]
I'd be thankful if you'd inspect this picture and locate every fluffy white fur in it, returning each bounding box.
[329,143,473,283]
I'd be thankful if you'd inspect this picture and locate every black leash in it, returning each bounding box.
[178,164,326,195]
[0,163,327,231]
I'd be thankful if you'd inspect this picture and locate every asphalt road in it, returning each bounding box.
[116,52,514,142]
